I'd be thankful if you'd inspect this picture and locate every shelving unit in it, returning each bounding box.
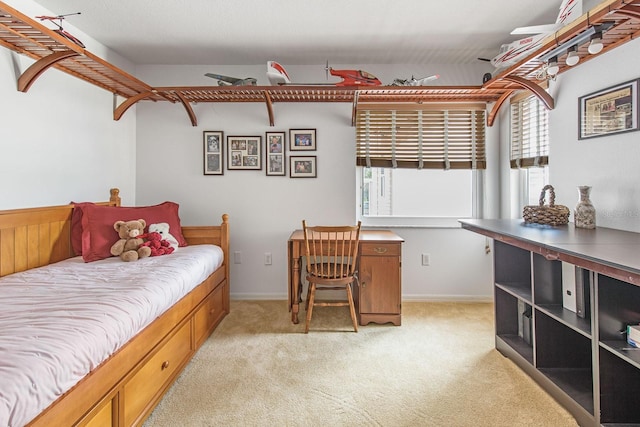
[460,219,640,426]
[3,0,640,126]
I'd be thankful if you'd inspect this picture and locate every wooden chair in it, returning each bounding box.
[302,220,361,333]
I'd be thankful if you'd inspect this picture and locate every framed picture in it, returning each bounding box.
[266,131,286,176]
[203,131,223,175]
[289,129,316,151]
[290,156,317,178]
[227,136,262,170]
[579,79,639,140]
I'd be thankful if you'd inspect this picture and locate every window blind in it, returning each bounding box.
[510,95,549,169]
[355,107,486,170]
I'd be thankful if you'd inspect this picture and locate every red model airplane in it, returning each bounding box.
[328,68,382,86]
[266,61,381,86]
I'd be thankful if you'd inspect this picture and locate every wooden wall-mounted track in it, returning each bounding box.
[0,2,161,101]
[2,0,640,126]
[485,0,640,101]
[153,85,510,126]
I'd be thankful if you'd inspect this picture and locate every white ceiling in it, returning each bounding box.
[34,0,574,66]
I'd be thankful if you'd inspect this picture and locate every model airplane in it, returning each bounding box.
[204,73,257,86]
[328,68,381,86]
[489,0,582,72]
[266,61,292,85]
[266,61,382,86]
[390,75,440,86]
[35,12,85,48]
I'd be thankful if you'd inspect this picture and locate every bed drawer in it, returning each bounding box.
[123,321,191,426]
[79,397,112,427]
[194,281,226,346]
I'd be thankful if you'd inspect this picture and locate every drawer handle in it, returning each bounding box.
[161,360,170,370]
[373,247,388,254]
[209,308,216,315]
[544,252,559,261]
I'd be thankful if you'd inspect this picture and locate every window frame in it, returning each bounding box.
[356,167,483,228]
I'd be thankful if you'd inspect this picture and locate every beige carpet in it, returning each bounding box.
[144,300,578,427]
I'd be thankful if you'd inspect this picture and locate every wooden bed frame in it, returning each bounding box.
[0,189,230,427]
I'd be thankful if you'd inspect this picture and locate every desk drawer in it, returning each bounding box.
[123,321,191,425]
[360,242,400,257]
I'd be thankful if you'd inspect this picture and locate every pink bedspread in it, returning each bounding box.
[0,245,223,427]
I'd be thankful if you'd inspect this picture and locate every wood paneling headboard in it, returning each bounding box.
[0,188,121,277]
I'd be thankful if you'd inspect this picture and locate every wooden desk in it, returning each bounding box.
[287,229,403,325]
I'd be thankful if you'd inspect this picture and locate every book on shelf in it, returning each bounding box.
[627,324,640,348]
[561,262,576,313]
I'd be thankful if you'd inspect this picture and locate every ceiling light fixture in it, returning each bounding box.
[565,46,580,66]
[588,31,604,54]
[547,57,560,76]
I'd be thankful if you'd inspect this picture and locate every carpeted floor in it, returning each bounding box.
[144,300,578,427]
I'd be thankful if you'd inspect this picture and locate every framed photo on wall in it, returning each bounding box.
[579,79,639,140]
[203,131,223,175]
[227,135,262,170]
[266,131,285,176]
[290,156,317,178]
[289,129,316,151]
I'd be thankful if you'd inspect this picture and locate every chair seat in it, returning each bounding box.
[308,262,353,279]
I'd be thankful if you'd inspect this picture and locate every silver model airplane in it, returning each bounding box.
[390,74,439,86]
[204,73,257,86]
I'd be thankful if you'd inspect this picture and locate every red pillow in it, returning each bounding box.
[71,202,94,256]
[80,202,187,262]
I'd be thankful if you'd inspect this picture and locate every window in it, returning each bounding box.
[526,166,549,205]
[356,106,485,226]
[510,94,550,210]
[510,95,549,168]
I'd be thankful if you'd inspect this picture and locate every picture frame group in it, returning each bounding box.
[203,128,317,178]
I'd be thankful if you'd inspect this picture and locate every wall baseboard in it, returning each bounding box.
[230,293,493,303]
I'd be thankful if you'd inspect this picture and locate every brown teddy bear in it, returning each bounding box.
[110,219,152,262]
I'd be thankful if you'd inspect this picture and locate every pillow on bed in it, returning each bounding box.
[79,202,188,262]
[71,202,93,256]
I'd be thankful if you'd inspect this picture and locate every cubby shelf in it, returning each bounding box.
[536,304,591,337]
[460,218,640,427]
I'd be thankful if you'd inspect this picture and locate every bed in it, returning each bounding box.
[0,189,230,427]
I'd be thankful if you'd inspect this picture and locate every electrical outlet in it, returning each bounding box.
[421,253,430,266]
[234,251,242,264]
[264,252,272,265]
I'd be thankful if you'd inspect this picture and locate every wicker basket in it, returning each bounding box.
[523,185,569,226]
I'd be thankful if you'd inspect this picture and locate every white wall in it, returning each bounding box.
[495,37,640,231]
[548,38,640,232]
[135,64,495,300]
[1,0,137,208]
[0,1,502,301]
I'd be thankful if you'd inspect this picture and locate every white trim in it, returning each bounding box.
[230,295,494,303]
[402,295,493,303]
